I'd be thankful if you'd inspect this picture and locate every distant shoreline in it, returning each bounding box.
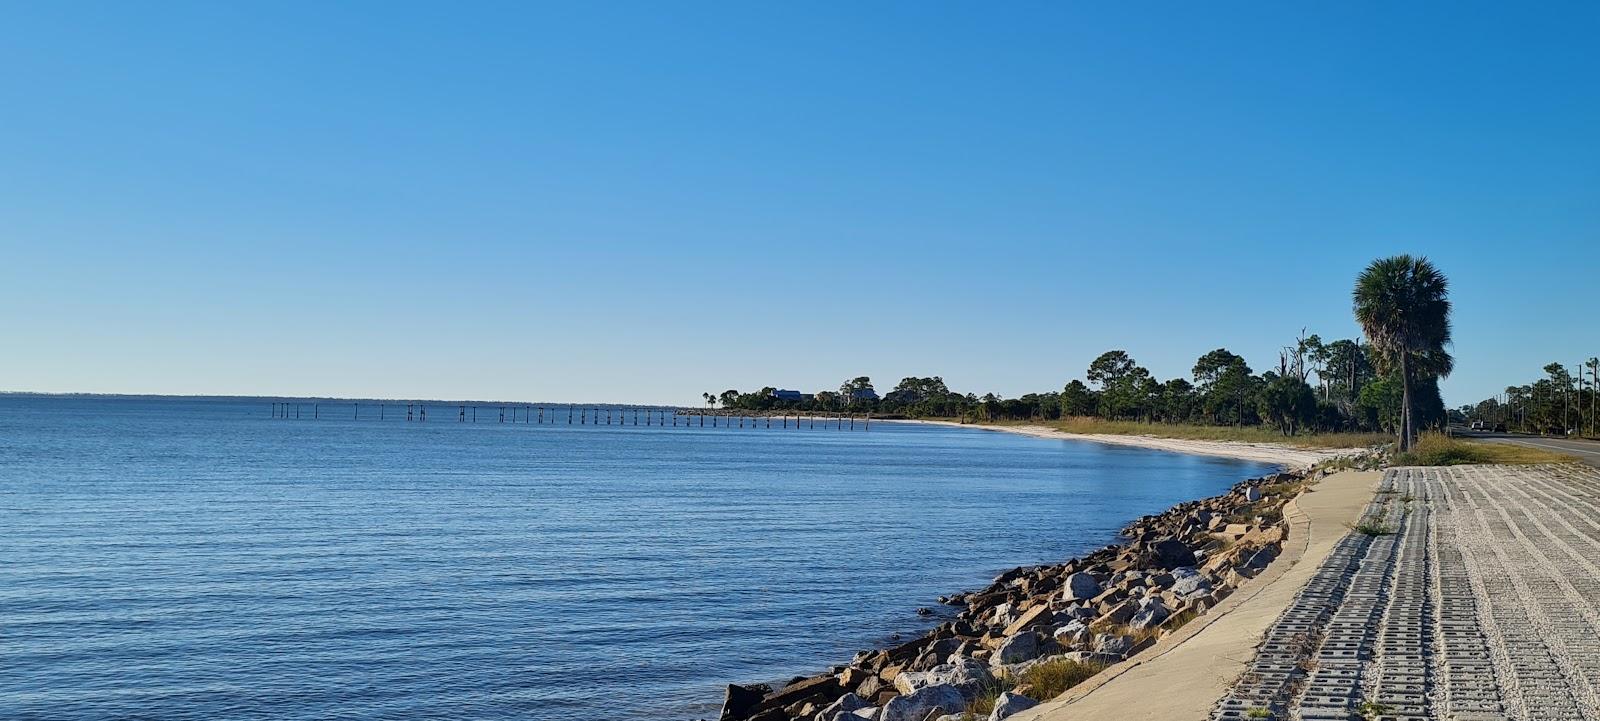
[887,419,1360,468]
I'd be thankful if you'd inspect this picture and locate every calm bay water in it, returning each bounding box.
[0,395,1275,720]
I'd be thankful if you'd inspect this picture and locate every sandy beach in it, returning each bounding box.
[890,420,1363,469]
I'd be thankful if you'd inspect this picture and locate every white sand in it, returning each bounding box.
[890,420,1362,468]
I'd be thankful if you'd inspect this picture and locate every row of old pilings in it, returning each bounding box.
[268,402,871,429]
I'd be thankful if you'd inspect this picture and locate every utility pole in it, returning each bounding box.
[1591,357,1599,438]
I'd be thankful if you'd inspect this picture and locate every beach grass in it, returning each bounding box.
[1393,432,1577,466]
[965,658,1108,717]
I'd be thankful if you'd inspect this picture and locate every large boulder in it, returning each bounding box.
[1094,633,1134,658]
[1169,567,1212,599]
[814,693,869,721]
[1051,620,1090,647]
[1062,571,1101,601]
[1150,539,1197,569]
[1094,599,1138,627]
[1128,597,1170,631]
[893,657,993,698]
[880,683,966,721]
[1002,605,1054,636]
[992,631,1042,665]
[760,675,845,716]
[988,692,1040,721]
[720,683,769,721]
[1244,486,1262,502]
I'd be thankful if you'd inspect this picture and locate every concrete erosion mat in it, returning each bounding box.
[1022,463,1600,721]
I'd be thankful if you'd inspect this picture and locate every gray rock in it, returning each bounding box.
[1096,599,1138,626]
[1062,571,1101,601]
[814,693,868,721]
[1058,604,1096,622]
[1244,486,1262,502]
[1051,620,1089,646]
[988,692,1040,721]
[992,631,1042,665]
[880,683,966,721]
[893,656,993,698]
[1170,567,1213,599]
[1150,538,1196,568]
[1128,597,1170,631]
[719,683,768,721]
[1094,633,1134,658]
[1241,545,1277,570]
[848,709,879,721]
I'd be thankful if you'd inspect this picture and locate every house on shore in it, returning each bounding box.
[769,389,805,402]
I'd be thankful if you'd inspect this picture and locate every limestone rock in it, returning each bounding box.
[879,683,966,721]
[1169,567,1213,599]
[1128,597,1169,631]
[720,683,769,721]
[988,692,1040,721]
[992,632,1042,665]
[1002,604,1054,636]
[1062,571,1101,601]
[814,693,868,721]
[1094,633,1134,658]
[1149,538,1197,569]
[1095,599,1138,627]
[1052,620,1089,646]
[892,656,993,698]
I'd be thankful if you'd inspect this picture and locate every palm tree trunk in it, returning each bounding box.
[1400,352,1414,451]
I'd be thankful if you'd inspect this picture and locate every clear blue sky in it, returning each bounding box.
[3,3,1596,406]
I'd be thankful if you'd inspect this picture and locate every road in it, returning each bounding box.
[1453,428,1600,467]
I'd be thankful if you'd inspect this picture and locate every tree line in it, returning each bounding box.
[705,255,1455,449]
[703,334,1443,437]
[1464,358,1600,437]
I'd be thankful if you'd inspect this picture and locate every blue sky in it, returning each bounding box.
[2,3,1596,405]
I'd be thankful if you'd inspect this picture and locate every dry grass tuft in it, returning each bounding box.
[1394,432,1577,466]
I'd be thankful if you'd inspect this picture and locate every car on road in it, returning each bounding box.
[1493,423,1507,433]
[1470,421,1486,431]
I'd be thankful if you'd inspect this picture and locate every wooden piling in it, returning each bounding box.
[314,403,319,420]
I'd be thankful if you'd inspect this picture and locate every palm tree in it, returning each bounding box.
[702,392,714,409]
[1353,255,1453,450]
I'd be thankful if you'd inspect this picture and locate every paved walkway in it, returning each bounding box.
[1010,470,1382,721]
[1212,463,1600,721]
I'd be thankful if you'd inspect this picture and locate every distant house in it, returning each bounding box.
[850,388,879,402]
[769,389,805,401]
